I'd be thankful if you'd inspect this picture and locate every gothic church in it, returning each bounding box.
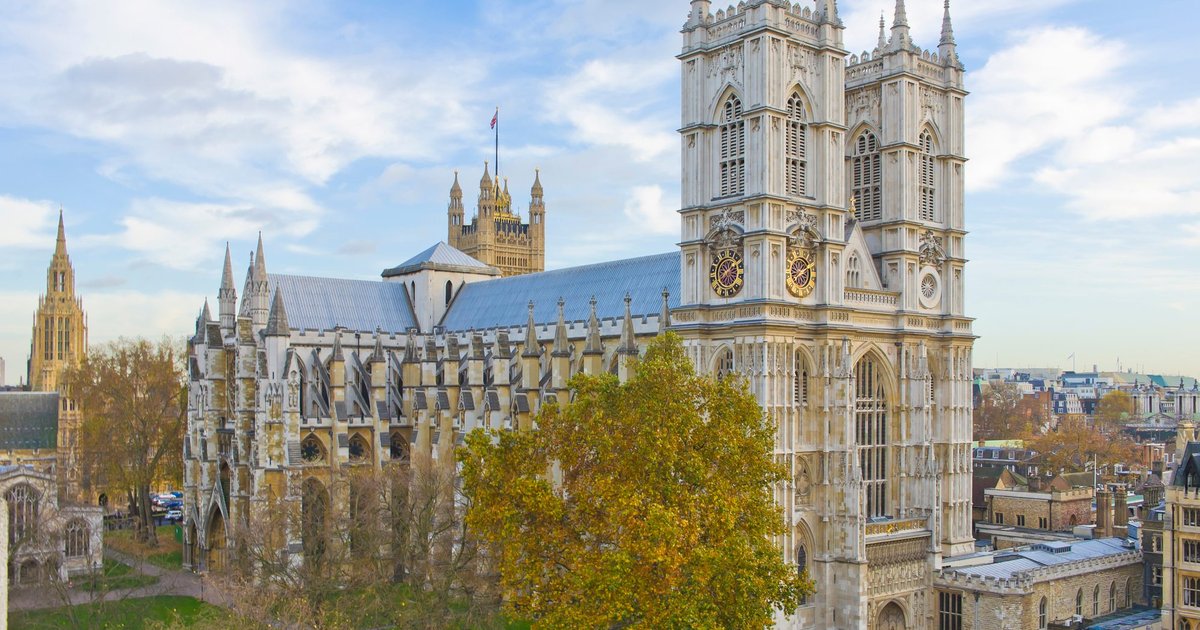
[184,1,975,627]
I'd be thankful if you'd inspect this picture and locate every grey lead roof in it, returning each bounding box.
[382,242,497,278]
[0,392,59,450]
[946,538,1132,581]
[268,274,416,333]
[440,252,680,332]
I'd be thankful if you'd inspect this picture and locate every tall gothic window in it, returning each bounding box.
[715,348,735,380]
[719,96,745,197]
[1038,597,1048,629]
[7,484,39,545]
[855,355,888,518]
[851,132,882,221]
[65,519,89,558]
[846,254,861,289]
[919,131,936,221]
[786,93,807,197]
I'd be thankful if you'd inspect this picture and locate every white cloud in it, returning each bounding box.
[84,290,208,346]
[840,0,1084,54]
[623,185,677,236]
[965,27,1128,191]
[0,196,56,248]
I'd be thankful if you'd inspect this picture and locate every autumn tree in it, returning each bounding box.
[67,338,184,545]
[974,381,1031,439]
[459,332,812,629]
[1028,416,1137,480]
[1094,390,1135,434]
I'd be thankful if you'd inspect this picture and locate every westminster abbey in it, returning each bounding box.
[184,1,975,627]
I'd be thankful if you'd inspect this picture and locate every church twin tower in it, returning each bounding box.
[446,164,545,277]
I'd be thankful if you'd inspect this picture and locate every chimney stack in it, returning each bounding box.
[1114,486,1129,538]
[1095,488,1113,539]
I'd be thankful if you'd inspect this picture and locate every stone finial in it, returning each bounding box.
[450,171,462,196]
[330,328,344,361]
[522,300,540,358]
[659,288,672,334]
[619,293,637,355]
[891,0,910,50]
[877,12,887,51]
[480,161,491,189]
[371,328,386,364]
[584,295,603,356]
[552,297,570,357]
[254,232,267,281]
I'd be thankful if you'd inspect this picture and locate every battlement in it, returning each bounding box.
[682,0,834,52]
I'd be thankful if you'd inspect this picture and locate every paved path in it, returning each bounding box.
[9,548,232,612]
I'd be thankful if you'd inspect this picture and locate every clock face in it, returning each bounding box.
[786,250,816,298]
[709,250,744,297]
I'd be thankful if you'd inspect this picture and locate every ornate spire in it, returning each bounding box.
[522,301,540,357]
[254,232,267,281]
[531,168,543,197]
[584,296,603,356]
[450,171,462,196]
[480,161,492,189]
[877,12,888,51]
[201,298,212,324]
[266,288,290,337]
[619,293,637,355]
[371,329,386,364]
[552,297,571,357]
[939,0,959,65]
[54,209,67,257]
[220,243,235,294]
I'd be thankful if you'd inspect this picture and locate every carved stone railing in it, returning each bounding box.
[865,517,926,538]
[844,288,899,309]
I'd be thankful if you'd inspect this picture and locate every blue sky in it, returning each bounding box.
[0,0,1197,385]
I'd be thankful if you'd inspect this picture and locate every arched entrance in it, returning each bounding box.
[876,601,906,630]
[206,509,226,572]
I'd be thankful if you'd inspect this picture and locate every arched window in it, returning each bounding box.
[786,93,807,198]
[64,519,89,558]
[7,484,39,545]
[301,435,325,463]
[1126,577,1134,608]
[793,352,808,406]
[1109,581,1116,612]
[851,132,882,221]
[1075,588,1083,616]
[1038,597,1047,629]
[1093,584,1100,616]
[390,432,410,464]
[795,543,810,605]
[846,254,861,289]
[715,348,735,380]
[348,434,368,462]
[445,280,454,305]
[719,96,745,197]
[919,131,936,221]
[855,355,888,518]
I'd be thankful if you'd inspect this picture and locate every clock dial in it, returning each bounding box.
[709,250,744,297]
[786,249,816,297]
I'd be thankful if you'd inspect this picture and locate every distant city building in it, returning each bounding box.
[979,470,1095,550]
[973,439,1038,477]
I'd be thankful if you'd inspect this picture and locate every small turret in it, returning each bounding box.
[818,0,839,26]
[687,0,710,27]
[890,0,910,51]
[479,161,492,196]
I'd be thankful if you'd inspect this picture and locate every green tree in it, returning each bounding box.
[67,338,184,545]
[973,381,1029,440]
[1029,416,1137,479]
[1094,390,1135,433]
[459,332,812,629]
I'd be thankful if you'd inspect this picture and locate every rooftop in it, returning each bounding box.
[381,242,499,277]
[0,392,59,450]
[943,538,1134,581]
[268,274,416,333]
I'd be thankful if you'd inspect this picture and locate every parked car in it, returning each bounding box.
[164,500,182,509]
[170,491,183,498]
[165,509,183,522]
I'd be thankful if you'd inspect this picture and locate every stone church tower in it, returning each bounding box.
[674,1,974,627]
[28,211,88,500]
[447,164,545,276]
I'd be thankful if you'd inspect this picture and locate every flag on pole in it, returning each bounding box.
[491,110,498,129]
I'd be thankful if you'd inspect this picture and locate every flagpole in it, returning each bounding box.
[494,106,500,180]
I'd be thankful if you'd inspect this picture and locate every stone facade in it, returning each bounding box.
[987,488,1093,534]
[447,165,545,277]
[183,2,978,629]
[1161,426,1200,628]
[0,466,103,585]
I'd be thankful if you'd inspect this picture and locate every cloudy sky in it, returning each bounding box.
[0,0,1197,385]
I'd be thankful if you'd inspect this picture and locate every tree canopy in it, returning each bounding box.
[1028,416,1137,479]
[459,333,811,629]
[1093,390,1135,433]
[973,381,1048,440]
[67,337,184,544]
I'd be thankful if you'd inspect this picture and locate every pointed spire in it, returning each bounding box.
[940,0,955,45]
[522,301,540,357]
[658,288,672,334]
[371,329,386,364]
[939,0,959,66]
[450,171,462,196]
[619,293,637,355]
[254,232,267,281]
[238,252,254,317]
[266,288,290,337]
[893,0,908,28]
[877,12,888,51]
[54,208,67,257]
[480,161,492,189]
[584,296,603,356]
[552,298,570,357]
[531,168,543,197]
[201,298,212,324]
[403,329,419,363]
[221,243,235,293]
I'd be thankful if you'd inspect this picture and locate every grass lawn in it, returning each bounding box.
[107,524,183,570]
[10,595,222,629]
[81,558,159,592]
